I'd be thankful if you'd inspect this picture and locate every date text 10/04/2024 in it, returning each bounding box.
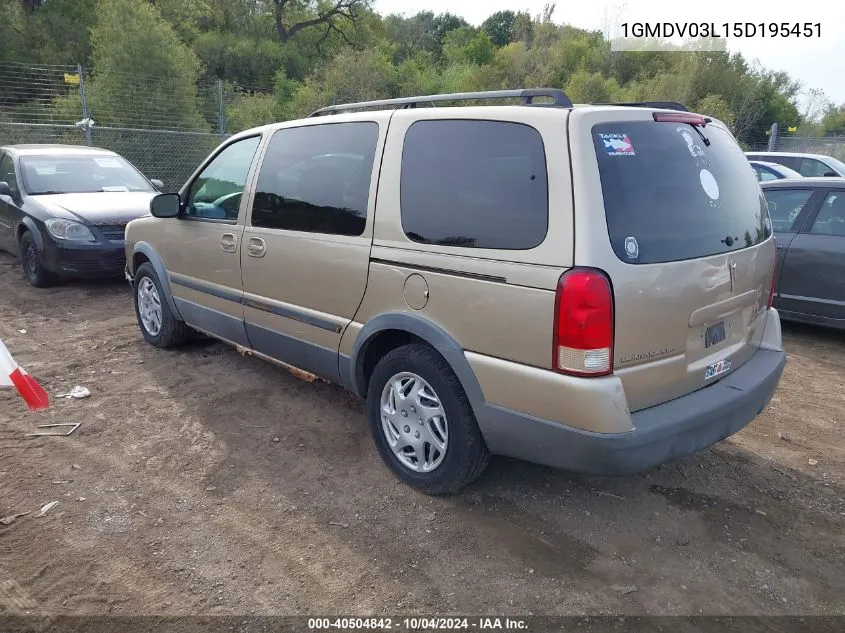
[621,22,821,39]
[308,618,528,630]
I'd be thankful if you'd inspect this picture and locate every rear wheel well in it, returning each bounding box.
[361,329,427,394]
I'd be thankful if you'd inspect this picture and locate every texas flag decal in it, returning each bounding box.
[600,133,636,156]
[0,339,49,411]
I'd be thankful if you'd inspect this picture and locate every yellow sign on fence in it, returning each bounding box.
[788,126,798,133]
[63,73,80,85]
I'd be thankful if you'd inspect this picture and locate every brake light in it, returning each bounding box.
[653,112,709,126]
[554,269,614,377]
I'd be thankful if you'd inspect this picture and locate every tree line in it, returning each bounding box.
[0,0,837,141]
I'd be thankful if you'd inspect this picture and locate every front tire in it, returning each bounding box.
[133,262,189,348]
[367,343,490,495]
[20,231,58,288]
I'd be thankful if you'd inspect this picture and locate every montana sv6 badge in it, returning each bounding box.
[621,347,677,364]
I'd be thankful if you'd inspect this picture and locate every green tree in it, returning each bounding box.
[443,27,494,66]
[431,13,468,46]
[86,0,206,129]
[696,94,734,127]
[271,0,372,45]
[385,12,438,63]
[284,48,395,118]
[565,69,620,103]
[482,10,516,47]
[225,90,277,132]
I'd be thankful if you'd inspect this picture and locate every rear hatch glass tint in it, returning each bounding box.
[592,122,771,264]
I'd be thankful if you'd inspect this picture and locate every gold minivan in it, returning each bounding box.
[125,89,786,493]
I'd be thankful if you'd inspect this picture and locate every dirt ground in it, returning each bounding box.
[0,250,843,618]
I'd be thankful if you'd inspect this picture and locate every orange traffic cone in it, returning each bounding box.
[0,339,49,411]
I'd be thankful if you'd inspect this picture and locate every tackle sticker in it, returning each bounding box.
[624,236,639,259]
[600,133,636,156]
[676,126,705,157]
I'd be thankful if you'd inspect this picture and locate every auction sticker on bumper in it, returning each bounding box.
[705,358,732,380]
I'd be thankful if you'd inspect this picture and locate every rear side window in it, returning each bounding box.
[762,189,813,232]
[811,191,845,236]
[593,122,771,264]
[251,122,378,236]
[798,158,832,177]
[401,120,548,249]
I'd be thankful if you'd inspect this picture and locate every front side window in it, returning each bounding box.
[593,121,771,264]
[187,136,261,221]
[251,122,378,236]
[400,120,549,250]
[762,189,814,233]
[20,154,153,195]
[810,191,845,236]
[0,154,18,195]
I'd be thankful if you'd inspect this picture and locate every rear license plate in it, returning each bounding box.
[705,321,726,348]
[705,359,732,380]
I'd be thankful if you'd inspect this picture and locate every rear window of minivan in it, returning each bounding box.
[593,121,771,264]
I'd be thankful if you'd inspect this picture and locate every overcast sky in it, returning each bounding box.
[374,0,845,111]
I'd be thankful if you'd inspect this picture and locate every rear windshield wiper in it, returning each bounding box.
[690,123,711,147]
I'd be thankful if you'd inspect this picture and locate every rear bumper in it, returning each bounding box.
[478,344,786,476]
[41,239,127,278]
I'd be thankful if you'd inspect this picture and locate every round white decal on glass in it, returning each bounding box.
[624,236,639,259]
[700,169,720,200]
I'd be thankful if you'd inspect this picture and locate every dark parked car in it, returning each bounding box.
[0,144,162,287]
[763,177,845,328]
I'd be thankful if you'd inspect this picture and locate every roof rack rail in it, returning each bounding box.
[307,88,573,117]
[598,101,689,112]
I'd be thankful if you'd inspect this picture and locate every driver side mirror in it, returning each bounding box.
[150,192,181,218]
[0,181,11,198]
[824,171,838,177]
[150,178,164,190]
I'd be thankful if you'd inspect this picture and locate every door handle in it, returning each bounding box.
[220,233,238,253]
[247,237,266,258]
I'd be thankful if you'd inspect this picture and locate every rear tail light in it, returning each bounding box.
[554,269,614,377]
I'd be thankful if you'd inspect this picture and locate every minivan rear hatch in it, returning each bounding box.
[569,107,776,412]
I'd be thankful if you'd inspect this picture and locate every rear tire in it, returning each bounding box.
[367,343,490,495]
[133,262,189,348]
[20,231,58,288]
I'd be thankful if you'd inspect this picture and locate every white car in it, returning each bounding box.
[745,151,845,177]
[748,160,803,181]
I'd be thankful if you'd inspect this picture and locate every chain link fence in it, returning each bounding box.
[753,123,845,161]
[0,61,271,189]
[774,135,845,162]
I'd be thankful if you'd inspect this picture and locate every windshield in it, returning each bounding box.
[593,121,771,264]
[21,154,153,195]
